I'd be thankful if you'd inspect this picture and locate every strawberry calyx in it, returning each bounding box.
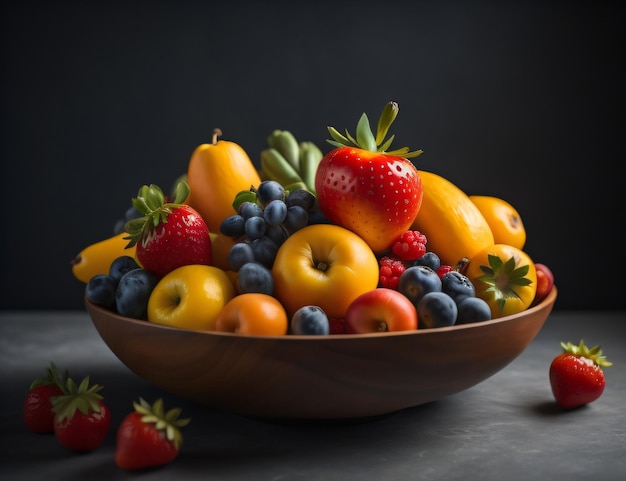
[29,361,68,392]
[560,339,613,368]
[326,101,423,159]
[476,253,532,314]
[133,397,190,450]
[124,181,191,248]
[50,376,105,421]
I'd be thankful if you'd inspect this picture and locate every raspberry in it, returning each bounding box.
[391,230,428,261]
[329,318,347,334]
[378,256,407,289]
[436,264,453,279]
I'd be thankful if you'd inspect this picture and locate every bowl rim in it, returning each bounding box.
[85,285,557,341]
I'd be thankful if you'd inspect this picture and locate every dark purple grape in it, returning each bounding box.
[245,216,266,240]
[238,201,263,219]
[227,242,255,271]
[237,262,274,295]
[220,214,246,237]
[265,223,289,247]
[85,274,117,311]
[413,251,441,271]
[283,205,309,233]
[256,180,285,206]
[290,306,329,335]
[115,269,158,320]
[251,236,279,268]
[417,292,458,329]
[456,296,492,324]
[398,265,442,306]
[264,200,288,226]
[109,256,140,283]
[286,188,316,212]
[441,271,475,303]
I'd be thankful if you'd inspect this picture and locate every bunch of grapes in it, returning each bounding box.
[220,181,317,295]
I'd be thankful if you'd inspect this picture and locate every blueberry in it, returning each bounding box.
[227,242,256,271]
[220,214,246,237]
[115,268,158,320]
[290,306,329,335]
[285,189,316,212]
[237,262,274,295]
[398,265,442,306]
[265,223,289,247]
[456,296,492,324]
[238,201,264,220]
[256,180,285,206]
[413,251,441,271]
[85,274,117,310]
[283,205,309,233]
[417,292,458,329]
[244,216,267,241]
[109,255,140,283]
[251,236,279,268]
[441,271,475,303]
[264,200,288,226]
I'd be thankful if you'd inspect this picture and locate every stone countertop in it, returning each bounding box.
[1,309,624,481]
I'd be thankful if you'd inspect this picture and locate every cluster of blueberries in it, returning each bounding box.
[397,263,492,328]
[219,181,319,297]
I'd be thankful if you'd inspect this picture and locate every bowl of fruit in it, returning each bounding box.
[77,102,558,420]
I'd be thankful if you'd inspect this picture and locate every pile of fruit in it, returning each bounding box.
[72,101,556,336]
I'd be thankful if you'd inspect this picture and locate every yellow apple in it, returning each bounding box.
[271,224,379,319]
[147,264,235,330]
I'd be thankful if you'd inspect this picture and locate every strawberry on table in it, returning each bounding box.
[315,101,424,253]
[549,339,612,409]
[22,362,68,434]
[51,375,111,451]
[124,181,212,278]
[115,397,190,471]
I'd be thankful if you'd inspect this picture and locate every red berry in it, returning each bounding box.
[436,264,452,279]
[22,362,68,434]
[378,256,407,289]
[391,230,427,261]
[549,340,612,409]
[328,318,347,334]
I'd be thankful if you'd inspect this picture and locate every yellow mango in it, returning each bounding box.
[71,232,137,284]
[411,170,494,267]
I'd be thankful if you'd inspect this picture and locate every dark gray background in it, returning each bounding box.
[1,0,621,311]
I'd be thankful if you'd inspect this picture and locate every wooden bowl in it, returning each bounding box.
[85,287,557,421]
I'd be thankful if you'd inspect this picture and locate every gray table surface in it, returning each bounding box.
[0,309,624,481]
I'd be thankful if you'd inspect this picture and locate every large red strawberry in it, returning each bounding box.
[315,101,423,253]
[22,362,68,433]
[549,339,612,409]
[124,181,212,278]
[115,397,190,471]
[52,375,111,452]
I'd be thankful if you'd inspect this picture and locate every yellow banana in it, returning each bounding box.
[298,141,323,194]
[267,130,300,171]
[260,148,304,187]
[411,170,494,267]
[71,232,137,284]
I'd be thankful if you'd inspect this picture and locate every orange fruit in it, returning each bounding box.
[214,293,288,336]
[469,195,526,250]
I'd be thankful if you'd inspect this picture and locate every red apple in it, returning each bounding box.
[533,263,554,305]
[345,288,418,333]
